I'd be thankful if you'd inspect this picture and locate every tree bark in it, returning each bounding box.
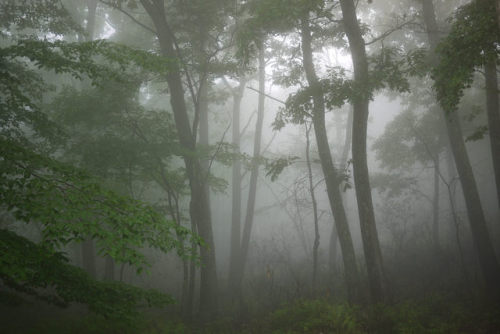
[432,156,440,254]
[422,0,500,292]
[339,0,389,303]
[236,42,266,297]
[484,60,500,210]
[80,0,98,279]
[305,122,320,293]
[301,16,361,303]
[140,0,217,319]
[228,78,246,297]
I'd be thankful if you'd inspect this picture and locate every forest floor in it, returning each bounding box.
[1,294,499,333]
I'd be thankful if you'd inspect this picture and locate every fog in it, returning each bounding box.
[1,0,500,332]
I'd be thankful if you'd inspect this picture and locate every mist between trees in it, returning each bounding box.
[1,0,500,332]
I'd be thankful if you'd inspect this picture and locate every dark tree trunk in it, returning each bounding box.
[236,42,266,297]
[432,157,440,254]
[329,107,353,277]
[301,16,361,303]
[228,78,246,297]
[339,0,389,303]
[140,0,217,319]
[81,0,98,279]
[305,123,320,293]
[422,0,500,292]
[484,60,500,210]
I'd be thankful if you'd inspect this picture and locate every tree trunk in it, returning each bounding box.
[236,41,266,297]
[484,60,500,210]
[80,0,98,279]
[432,156,440,254]
[228,78,246,297]
[305,123,320,293]
[422,0,500,292]
[301,15,361,303]
[330,107,353,278]
[140,0,217,319]
[339,0,389,303]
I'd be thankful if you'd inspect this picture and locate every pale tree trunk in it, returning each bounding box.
[228,78,246,297]
[140,0,217,319]
[236,41,266,298]
[422,0,500,292]
[339,0,389,303]
[301,15,361,303]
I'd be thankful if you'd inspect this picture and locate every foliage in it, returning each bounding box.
[0,229,174,322]
[267,299,361,333]
[274,47,425,129]
[265,156,300,181]
[432,1,499,113]
[0,138,200,269]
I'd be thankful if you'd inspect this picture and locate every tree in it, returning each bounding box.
[339,0,390,303]
[0,0,197,319]
[424,0,500,293]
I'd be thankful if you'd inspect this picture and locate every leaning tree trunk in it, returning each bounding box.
[301,15,361,303]
[228,78,246,298]
[236,42,266,298]
[422,0,500,292]
[339,0,389,303]
[140,0,217,319]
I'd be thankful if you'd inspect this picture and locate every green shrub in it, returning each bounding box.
[267,299,361,333]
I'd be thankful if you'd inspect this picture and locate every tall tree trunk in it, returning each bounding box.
[422,0,500,292]
[236,42,266,298]
[305,122,320,293]
[140,0,217,319]
[432,156,440,254]
[484,60,500,210]
[228,78,246,297]
[81,0,98,279]
[339,0,389,303]
[329,107,353,277]
[301,16,361,303]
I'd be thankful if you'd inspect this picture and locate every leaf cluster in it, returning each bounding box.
[0,229,174,322]
[432,1,499,113]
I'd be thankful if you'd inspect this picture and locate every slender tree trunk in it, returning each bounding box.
[140,0,217,319]
[484,60,500,210]
[329,107,353,277]
[339,0,389,303]
[305,123,320,293]
[236,42,266,297]
[422,0,500,292]
[301,16,361,303]
[432,156,440,254]
[228,78,246,297]
[81,0,98,279]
